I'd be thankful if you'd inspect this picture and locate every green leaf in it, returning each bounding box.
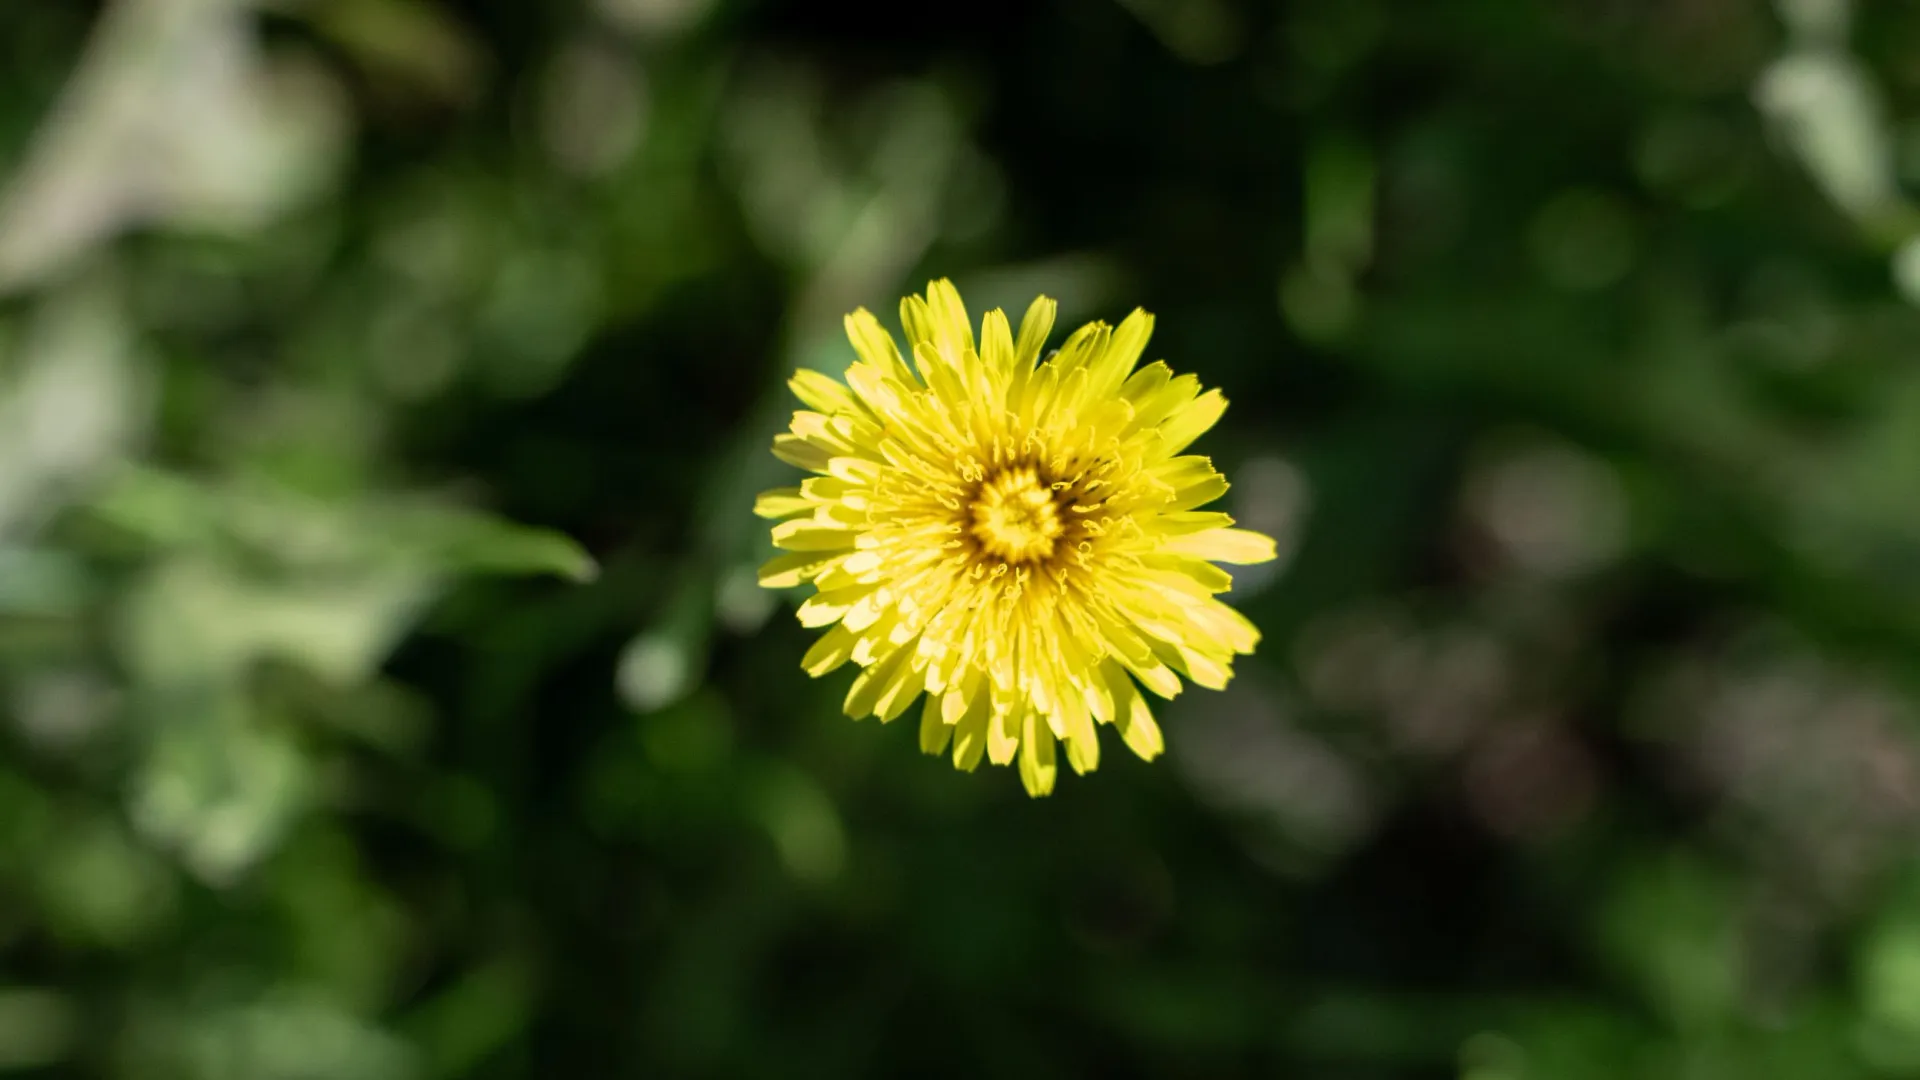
[85,465,596,582]
[376,502,599,582]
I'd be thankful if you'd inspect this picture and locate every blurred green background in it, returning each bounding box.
[6,0,1920,1076]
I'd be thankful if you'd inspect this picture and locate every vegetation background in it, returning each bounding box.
[3,0,1920,1076]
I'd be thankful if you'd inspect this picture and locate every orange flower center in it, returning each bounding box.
[969,466,1066,564]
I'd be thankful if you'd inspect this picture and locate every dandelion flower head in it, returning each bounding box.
[757,280,1276,796]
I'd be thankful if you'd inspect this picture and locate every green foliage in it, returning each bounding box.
[5,0,1920,1077]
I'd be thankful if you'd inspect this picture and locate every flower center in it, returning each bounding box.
[969,466,1066,564]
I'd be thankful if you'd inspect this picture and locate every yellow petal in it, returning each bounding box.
[1108,669,1164,761]
[951,691,991,771]
[1120,361,1171,412]
[1050,321,1109,383]
[943,667,982,724]
[873,653,926,722]
[797,586,869,628]
[1084,308,1153,400]
[753,487,810,520]
[771,434,832,471]
[759,551,829,588]
[1170,478,1230,512]
[1162,527,1277,564]
[1139,554,1235,594]
[1013,294,1057,370]
[789,411,859,455]
[771,519,857,552]
[1007,352,1051,425]
[1150,457,1231,512]
[980,308,1016,382]
[848,608,901,666]
[844,646,913,719]
[988,700,1020,766]
[1189,598,1262,655]
[845,308,913,383]
[899,294,936,350]
[1116,649,1183,699]
[1127,370,1198,432]
[801,624,857,676]
[913,341,970,411]
[1063,719,1100,776]
[1018,713,1057,796]
[919,692,953,755]
[1155,511,1235,535]
[1156,389,1227,456]
[926,278,977,359]
[790,369,860,414]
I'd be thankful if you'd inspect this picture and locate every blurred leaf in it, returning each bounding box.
[1595,852,1740,1034]
[0,988,77,1071]
[298,0,485,108]
[89,465,596,582]
[399,956,532,1080]
[375,499,598,582]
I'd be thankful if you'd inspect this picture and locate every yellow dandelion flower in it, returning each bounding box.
[756,279,1277,796]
